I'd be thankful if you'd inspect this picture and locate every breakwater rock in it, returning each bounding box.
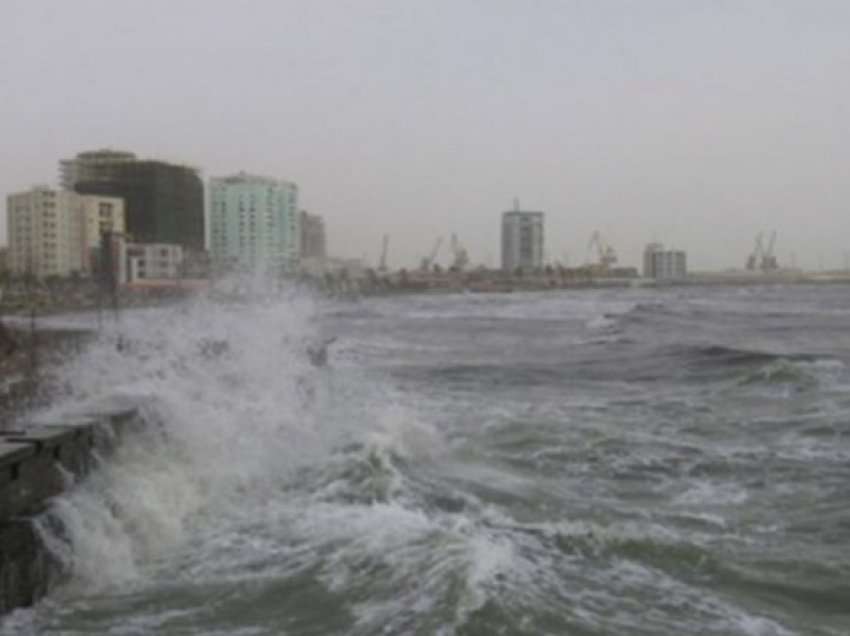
[0,409,139,616]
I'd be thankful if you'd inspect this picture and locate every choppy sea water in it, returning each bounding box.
[3,284,850,635]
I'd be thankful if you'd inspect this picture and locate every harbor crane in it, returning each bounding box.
[746,233,764,271]
[378,234,390,273]
[587,231,618,269]
[762,231,778,271]
[746,231,779,272]
[420,236,444,271]
[449,234,469,271]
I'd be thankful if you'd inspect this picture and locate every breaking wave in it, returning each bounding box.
[5,284,849,635]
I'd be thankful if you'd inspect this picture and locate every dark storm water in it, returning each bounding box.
[3,285,849,635]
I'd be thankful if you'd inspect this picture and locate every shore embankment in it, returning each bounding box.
[0,320,134,617]
[0,409,140,615]
[312,267,850,298]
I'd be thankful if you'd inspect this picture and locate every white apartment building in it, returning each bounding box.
[80,195,126,270]
[98,233,185,285]
[124,242,183,282]
[6,186,124,278]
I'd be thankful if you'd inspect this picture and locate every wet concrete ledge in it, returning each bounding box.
[0,409,140,616]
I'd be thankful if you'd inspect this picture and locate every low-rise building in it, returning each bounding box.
[101,234,185,285]
[125,243,183,282]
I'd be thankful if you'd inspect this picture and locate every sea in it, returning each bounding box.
[2,283,849,635]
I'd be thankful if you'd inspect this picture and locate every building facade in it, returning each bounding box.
[654,250,687,280]
[642,242,664,278]
[299,211,326,261]
[645,245,687,280]
[100,234,185,285]
[124,242,184,282]
[6,186,124,278]
[61,150,204,250]
[81,195,126,271]
[59,149,137,190]
[501,209,544,272]
[208,172,300,274]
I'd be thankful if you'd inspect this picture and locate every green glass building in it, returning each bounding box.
[208,172,300,274]
[63,150,205,251]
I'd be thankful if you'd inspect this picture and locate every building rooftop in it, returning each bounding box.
[61,149,199,174]
[72,149,137,161]
[503,210,544,218]
[211,171,296,187]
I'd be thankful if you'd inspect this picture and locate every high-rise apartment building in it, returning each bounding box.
[643,242,687,280]
[60,150,204,250]
[80,195,126,259]
[299,211,326,261]
[59,149,138,190]
[643,242,664,278]
[654,250,687,280]
[208,172,300,274]
[501,204,544,272]
[6,186,124,278]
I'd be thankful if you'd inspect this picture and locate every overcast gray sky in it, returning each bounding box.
[2,0,849,270]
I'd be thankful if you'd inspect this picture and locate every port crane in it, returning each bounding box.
[746,233,763,271]
[449,234,469,271]
[377,234,389,273]
[761,231,778,271]
[587,231,618,269]
[420,236,444,271]
[746,231,779,272]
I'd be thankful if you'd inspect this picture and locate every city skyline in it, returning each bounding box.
[2,1,850,271]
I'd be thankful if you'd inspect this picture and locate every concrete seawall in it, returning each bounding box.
[0,409,139,616]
